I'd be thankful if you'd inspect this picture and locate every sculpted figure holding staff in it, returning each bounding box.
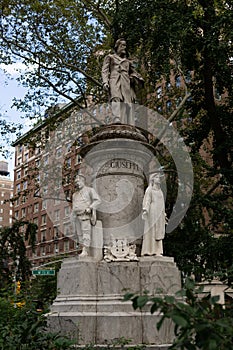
[102,38,144,125]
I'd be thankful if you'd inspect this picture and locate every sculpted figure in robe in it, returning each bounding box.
[102,38,144,125]
[141,173,166,256]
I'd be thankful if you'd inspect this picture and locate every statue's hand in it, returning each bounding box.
[142,210,147,220]
[85,208,91,214]
[103,82,109,91]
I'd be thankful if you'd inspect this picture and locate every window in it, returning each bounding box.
[34,203,39,213]
[41,246,45,256]
[43,186,48,195]
[54,226,59,237]
[54,243,59,254]
[77,136,84,147]
[166,100,172,112]
[35,146,41,155]
[65,206,70,217]
[0,217,3,222]
[33,217,38,225]
[16,171,21,179]
[63,174,70,185]
[35,174,40,184]
[54,198,60,206]
[41,214,47,225]
[64,223,71,236]
[23,167,28,176]
[15,211,19,219]
[24,153,29,162]
[156,86,162,99]
[17,157,22,166]
[16,184,21,193]
[21,208,26,217]
[66,158,71,168]
[56,147,62,158]
[55,210,60,221]
[41,230,46,242]
[75,154,82,164]
[42,199,47,209]
[23,180,28,189]
[64,240,69,251]
[66,142,72,152]
[43,155,49,165]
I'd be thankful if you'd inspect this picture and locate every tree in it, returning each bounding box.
[0,112,23,157]
[0,220,37,289]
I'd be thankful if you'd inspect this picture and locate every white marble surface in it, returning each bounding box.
[49,257,181,345]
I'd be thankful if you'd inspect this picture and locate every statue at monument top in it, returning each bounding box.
[141,173,166,257]
[102,38,144,124]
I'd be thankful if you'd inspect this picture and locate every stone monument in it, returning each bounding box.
[48,39,181,347]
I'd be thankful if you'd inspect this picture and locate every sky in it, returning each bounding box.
[0,64,30,178]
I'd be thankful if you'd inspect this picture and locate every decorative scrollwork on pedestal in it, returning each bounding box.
[104,238,138,262]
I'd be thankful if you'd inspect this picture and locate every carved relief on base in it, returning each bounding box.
[104,238,138,262]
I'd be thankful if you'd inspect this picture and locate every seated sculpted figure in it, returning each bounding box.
[141,173,166,256]
[71,174,101,257]
[102,38,144,125]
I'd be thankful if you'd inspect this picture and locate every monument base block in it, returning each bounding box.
[48,256,181,346]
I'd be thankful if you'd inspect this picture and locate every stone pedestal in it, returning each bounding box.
[48,256,181,345]
[80,124,156,247]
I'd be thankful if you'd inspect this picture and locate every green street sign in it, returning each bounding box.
[32,270,55,276]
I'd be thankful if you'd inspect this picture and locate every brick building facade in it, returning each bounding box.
[0,161,13,228]
[12,103,86,266]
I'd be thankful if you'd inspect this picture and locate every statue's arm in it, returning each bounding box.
[89,188,101,210]
[129,62,144,86]
[142,188,151,218]
[102,55,111,90]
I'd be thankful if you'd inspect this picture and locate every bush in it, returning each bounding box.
[124,278,233,350]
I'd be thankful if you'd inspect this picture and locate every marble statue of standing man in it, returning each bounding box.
[71,174,101,257]
[102,38,144,125]
[141,173,166,256]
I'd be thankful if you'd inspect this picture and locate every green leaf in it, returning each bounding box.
[210,295,220,305]
[136,295,149,308]
[164,295,175,304]
[123,293,135,301]
[171,314,189,327]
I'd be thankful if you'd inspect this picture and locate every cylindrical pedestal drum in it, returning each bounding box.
[81,125,155,247]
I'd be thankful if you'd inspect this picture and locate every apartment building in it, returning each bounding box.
[12,102,88,266]
[0,161,13,228]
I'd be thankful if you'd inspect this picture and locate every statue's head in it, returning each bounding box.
[149,172,161,185]
[75,174,86,189]
[114,38,127,56]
